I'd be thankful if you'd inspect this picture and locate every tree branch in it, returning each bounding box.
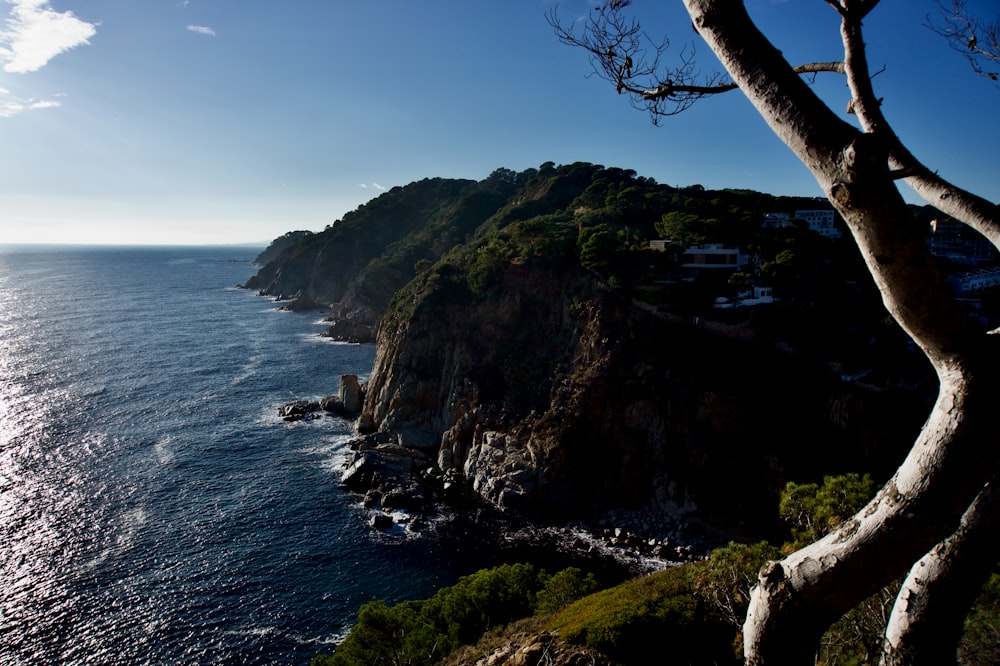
[927,0,1000,85]
[641,62,844,100]
[547,4,725,120]
[838,0,1000,250]
[547,5,845,122]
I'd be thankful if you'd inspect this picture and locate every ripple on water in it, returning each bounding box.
[0,247,478,665]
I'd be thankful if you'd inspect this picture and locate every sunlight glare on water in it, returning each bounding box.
[0,246,465,666]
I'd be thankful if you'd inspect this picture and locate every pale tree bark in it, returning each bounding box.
[681,1,1000,662]
[554,0,1000,662]
[881,476,1000,665]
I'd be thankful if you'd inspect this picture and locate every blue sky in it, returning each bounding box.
[1,0,997,246]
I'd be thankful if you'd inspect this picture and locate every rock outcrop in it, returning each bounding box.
[443,630,615,666]
[321,319,374,344]
[280,375,366,421]
[359,257,923,535]
[278,400,321,421]
[341,433,433,513]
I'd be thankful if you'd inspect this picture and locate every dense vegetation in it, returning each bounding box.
[310,563,600,666]
[252,229,314,266]
[315,476,999,665]
[244,162,974,406]
[247,162,907,327]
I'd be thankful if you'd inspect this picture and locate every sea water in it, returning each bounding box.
[0,245,479,665]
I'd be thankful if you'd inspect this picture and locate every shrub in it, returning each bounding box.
[692,541,782,630]
[313,563,585,666]
[536,567,601,616]
[961,571,1000,666]
[547,566,738,665]
[779,472,875,550]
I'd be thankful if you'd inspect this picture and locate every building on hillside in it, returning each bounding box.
[794,210,841,239]
[712,286,776,309]
[948,266,1000,295]
[648,239,672,252]
[681,244,746,270]
[762,212,790,228]
[928,218,998,265]
[761,209,842,239]
[739,285,775,306]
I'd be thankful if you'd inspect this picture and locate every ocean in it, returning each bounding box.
[0,245,487,665]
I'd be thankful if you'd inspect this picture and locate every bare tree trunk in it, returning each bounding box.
[741,368,1000,664]
[880,477,1000,666]
[677,1,1000,663]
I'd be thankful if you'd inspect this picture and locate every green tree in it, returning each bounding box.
[693,542,782,631]
[315,564,562,666]
[577,223,620,271]
[536,567,601,615]
[777,474,895,665]
[655,210,706,246]
[779,473,875,550]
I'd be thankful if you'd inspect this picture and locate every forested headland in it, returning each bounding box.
[244,160,999,664]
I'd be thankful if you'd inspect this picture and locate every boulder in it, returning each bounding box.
[320,395,344,413]
[280,291,324,311]
[370,513,394,529]
[341,439,434,513]
[278,400,321,421]
[356,412,377,434]
[322,320,374,344]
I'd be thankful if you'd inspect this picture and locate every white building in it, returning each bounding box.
[794,210,841,239]
[712,286,776,309]
[949,267,1000,294]
[739,285,775,306]
[762,209,842,239]
[928,218,998,265]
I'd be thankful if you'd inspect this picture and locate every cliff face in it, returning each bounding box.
[247,162,929,536]
[362,257,921,533]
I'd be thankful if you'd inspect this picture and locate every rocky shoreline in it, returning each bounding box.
[280,371,732,582]
[333,428,723,577]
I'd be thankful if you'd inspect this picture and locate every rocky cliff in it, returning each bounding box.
[361,254,923,537]
[247,162,930,539]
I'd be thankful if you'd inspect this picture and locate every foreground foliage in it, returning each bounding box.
[311,563,598,666]
[315,475,999,665]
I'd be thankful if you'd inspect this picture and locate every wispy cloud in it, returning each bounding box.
[361,182,387,191]
[186,24,215,36]
[0,89,63,117]
[0,0,98,74]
